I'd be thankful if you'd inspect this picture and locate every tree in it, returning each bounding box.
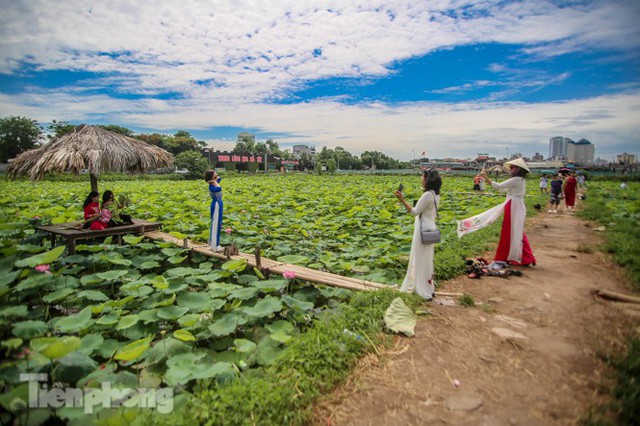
[49,120,76,139]
[0,116,43,162]
[136,133,168,150]
[174,150,209,180]
[99,125,134,136]
[233,134,256,154]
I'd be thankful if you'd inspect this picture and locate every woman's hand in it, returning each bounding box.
[394,190,404,201]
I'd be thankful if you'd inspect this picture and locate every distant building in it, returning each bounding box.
[532,152,544,162]
[292,144,316,159]
[548,136,573,160]
[617,152,637,164]
[567,138,595,164]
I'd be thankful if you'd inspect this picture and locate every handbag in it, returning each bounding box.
[420,191,441,244]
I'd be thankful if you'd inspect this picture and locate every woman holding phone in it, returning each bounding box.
[394,169,442,300]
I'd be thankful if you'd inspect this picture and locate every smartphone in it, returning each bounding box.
[397,183,403,192]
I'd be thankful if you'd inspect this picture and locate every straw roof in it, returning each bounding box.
[7,124,174,181]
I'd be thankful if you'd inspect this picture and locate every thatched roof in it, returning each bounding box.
[7,124,174,180]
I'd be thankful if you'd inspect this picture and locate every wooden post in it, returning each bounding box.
[255,246,262,269]
[183,238,189,249]
[90,173,99,193]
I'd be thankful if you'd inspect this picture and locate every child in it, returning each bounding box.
[83,191,106,230]
[548,174,563,213]
[101,190,133,226]
[539,174,548,194]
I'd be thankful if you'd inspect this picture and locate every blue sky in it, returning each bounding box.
[0,0,638,161]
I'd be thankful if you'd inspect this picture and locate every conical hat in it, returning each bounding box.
[504,158,530,172]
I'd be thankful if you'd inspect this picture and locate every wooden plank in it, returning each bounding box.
[144,231,391,292]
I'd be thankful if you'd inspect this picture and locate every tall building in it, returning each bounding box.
[548,136,573,160]
[617,152,637,164]
[567,139,595,164]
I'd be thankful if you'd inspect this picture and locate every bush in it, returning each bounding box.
[175,150,210,180]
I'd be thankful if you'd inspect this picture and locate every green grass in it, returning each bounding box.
[578,181,640,425]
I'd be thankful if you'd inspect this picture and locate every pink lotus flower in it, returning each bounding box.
[224,228,232,234]
[241,210,247,213]
[282,271,296,280]
[35,264,50,273]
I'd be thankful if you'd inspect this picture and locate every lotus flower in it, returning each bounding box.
[282,271,296,279]
[35,264,50,273]
[224,228,232,234]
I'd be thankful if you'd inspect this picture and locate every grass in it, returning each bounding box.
[577,180,640,425]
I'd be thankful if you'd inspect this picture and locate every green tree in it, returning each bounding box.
[0,116,43,162]
[233,134,256,154]
[164,131,205,155]
[174,150,209,179]
[136,133,168,150]
[99,124,134,136]
[48,120,76,138]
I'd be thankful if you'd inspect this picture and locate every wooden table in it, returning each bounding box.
[36,220,162,254]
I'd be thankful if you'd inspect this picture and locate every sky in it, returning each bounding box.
[0,0,639,161]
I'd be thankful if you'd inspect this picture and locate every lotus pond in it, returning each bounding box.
[0,174,546,424]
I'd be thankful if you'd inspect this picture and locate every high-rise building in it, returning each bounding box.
[567,139,595,164]
[548,136,573,160]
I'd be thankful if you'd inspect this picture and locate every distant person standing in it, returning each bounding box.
[539,174,548,194]
[205,170,223,252]
[620,181,628,190]
[548,174,563,213]
[563,172,578,211]
[473,174,483,191]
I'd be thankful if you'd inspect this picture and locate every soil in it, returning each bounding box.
[314,210,638,425]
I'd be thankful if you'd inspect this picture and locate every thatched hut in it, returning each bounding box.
[7,124,174,192]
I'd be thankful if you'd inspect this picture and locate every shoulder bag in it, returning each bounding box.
[420,190,441,244]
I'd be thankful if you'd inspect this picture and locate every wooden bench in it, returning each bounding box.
[36,220,162,254]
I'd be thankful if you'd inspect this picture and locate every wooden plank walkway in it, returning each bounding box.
[144,230,391,292]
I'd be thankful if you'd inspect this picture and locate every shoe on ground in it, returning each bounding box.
[553,210,557,213]
[548,210,553,213]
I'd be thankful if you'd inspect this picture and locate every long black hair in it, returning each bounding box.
[204,170,215,182]
[423,169,442,195]
[83,191,99,208]
[102,190,114,204]
[513,167,529,178]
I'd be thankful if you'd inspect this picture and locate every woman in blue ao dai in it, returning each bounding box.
[205,170,223,251]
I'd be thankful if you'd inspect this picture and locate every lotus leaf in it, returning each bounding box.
[251,279,288,293]
[281,294,314,311]
[155,293,176,307]
[150,275,169,289]
[31,336,81,359]
[0,269,21,287]
[383,297,417,337]
[96,311,120,325]
[256,336,285,366]
[208,313,242,337]
[156,305,189,320]
[114,336,152,362]
[0,305,28,318]
[143,337,191,366]
[54,306,94,333]
[96,270,128,281]
[95,339,120,359]
[14,245,66,268]
[78,334,104,355]
[173,329,196,342]
[115,315,140,330]
[42,287,75,303]
[176,291,213,311]
[15,274,54,292]
[1,337,23,350]
[123,235,145,245]
[55,351,98,384]
[233,338,257,353]
[276,254,308,264]
[228,287,259,301]
[207,282,241,298]
[139,261,161,270]
[221,259,248,272]
[242,297,283,318]
[76,290,110,302]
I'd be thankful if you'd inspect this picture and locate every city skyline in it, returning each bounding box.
[0,1,638,162]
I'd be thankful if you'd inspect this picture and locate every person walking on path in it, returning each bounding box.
[394,169,442,300]
[539,174,548,194]
[205,170,224,252]
[563,172,578,211]
[549,174,563,213]
[456,158,536,267]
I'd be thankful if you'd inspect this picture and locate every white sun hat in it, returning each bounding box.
[504,158,530,172]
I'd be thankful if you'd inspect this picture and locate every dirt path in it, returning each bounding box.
[314,211,636,425]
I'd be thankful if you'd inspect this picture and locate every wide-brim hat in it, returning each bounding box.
[504,158,530,172]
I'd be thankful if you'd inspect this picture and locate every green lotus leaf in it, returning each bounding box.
[55,351,98,384]
[14,245,66,268]
[0,269,21,287]
[13,320,48,339]
[143,337,191,366]
[383,297,417,337]
[150,275,169,289]
[78,334,104,355]
[139,261,161,270]
[221,259,248,272]
[0,305,28,319]
[228,287,259,301]
[281,294,315,311]
[76,290,110,302]
[173,329,196,342]
[154,293,176,307]
[96,270,128,281]
[1,337,23,350]
[54,306,93,333]
[31,336,81,359]
[115,315,140,330]
[256,336,285,366]
[177,313,200,327]
[161,248,186,257]
[242,297,283,318]
[15,274,54,292]
[138,308,160,323]
[95,339,120,359]
[96,311,120,325]
[42,287,75,303]
[208,313,243,337]
[251,279,288,293]
[233,338,257,354]
[123,235,145,245]
[156,305,189,320]
[114,336,153,362]
[207,282,241,298]
[80,273,105,285]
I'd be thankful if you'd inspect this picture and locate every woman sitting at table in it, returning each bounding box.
[101,190,133,227]
[83,191,106,230]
